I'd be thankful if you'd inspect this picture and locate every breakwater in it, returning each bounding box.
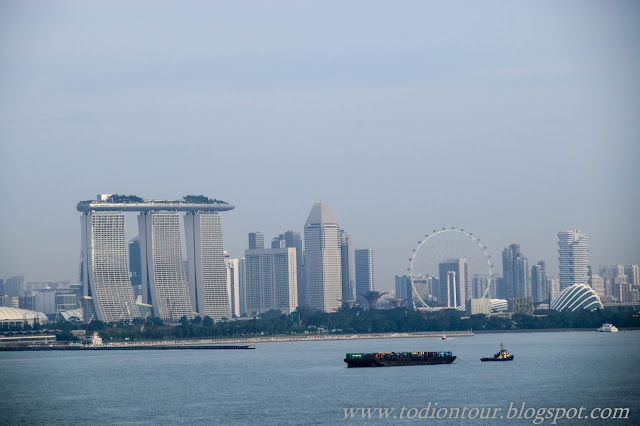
[0,344,255,352]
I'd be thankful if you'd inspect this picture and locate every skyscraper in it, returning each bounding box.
[530,261,548,304]
[244,247,298,315]
[395,275,412,302]
[599,264,625,297]
[139,211,194,322]
[340,231,353,301]
[248,232,264,250]
[224,254,241,318]
[184,212,231,321]
[77,195,234,323]
[548,276,560,302]
[591,274,606,297]
[81,211,138,322]
[271,231,305,306]
[355,249,374,308]
[502,244,530,299]
[129,237,142,298]
[238,257,247,316]
[557,229,589,290]
[4,276,25,298]
[304,203,342,313]
[438,259,468,308]
[624,265,639,286]
[472,274,490,299]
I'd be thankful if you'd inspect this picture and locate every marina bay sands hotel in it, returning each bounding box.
[77,194,234,323]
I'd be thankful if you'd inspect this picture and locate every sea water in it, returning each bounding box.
[1,331,638,425]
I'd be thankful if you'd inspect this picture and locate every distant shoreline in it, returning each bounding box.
[111,331,474,346]
[4,328,635,351]
[192,327,637,344]
[474,327,639,334]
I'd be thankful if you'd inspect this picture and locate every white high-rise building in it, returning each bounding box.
[225,254,241,318]
[557,229,589,290]
[238,258,247,316]
[184,212,230,321]
[77,195,234,323]
[138,212,194,322]
[244,248,298,315]
[304,203,342,313]
[355,249,374,308]
[80,211,138,322]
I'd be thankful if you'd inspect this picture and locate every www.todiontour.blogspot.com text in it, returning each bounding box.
[343,402,630,424]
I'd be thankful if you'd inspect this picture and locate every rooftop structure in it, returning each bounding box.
[77,194,235,213]
[0,307,48,327]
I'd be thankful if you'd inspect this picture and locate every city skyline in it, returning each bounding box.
[1,3,639,425]
[1,2,639,292]
[0,193,638,295]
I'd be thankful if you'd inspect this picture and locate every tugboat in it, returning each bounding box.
[344,351,456,368]
[481,343,514,362]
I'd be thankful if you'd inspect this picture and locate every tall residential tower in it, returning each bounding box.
[558,230,589,290]
[502,244,530,299]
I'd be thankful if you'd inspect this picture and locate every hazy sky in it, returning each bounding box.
[1,1,638,291]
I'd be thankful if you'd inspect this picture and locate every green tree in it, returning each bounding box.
[202,316,214,327]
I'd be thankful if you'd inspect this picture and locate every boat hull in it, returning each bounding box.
[480,356,514,362]
[345,356,456,368]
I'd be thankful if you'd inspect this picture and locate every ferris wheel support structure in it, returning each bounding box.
[407,227,494,308]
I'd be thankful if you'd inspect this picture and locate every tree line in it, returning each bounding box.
[4,306,638,342]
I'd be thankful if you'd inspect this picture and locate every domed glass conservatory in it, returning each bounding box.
[550,284,603,312]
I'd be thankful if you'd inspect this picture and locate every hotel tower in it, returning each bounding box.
[78,194,234,323]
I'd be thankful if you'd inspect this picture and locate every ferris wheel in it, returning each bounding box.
[407,227,494,308]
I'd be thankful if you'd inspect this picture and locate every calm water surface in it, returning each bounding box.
[1,331,638,425]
